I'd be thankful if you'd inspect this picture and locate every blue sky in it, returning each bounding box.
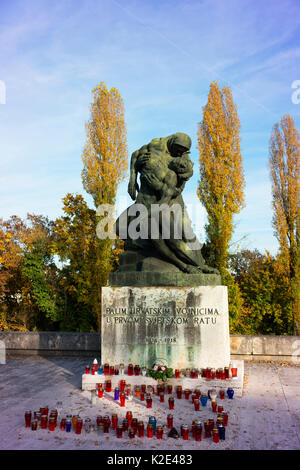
[0,0,299,253]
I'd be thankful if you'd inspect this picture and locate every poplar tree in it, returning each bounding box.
[197,81,245,271]
[269,114,300,333]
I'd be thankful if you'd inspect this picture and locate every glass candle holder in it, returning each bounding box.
[159,392,165,403]
[120,379,126,392]
[213,428,220,443]
[109,365,115,376]
[167,414,173,429]
[134,365,140,376]
[84,418,91,433]
[147,423,154,438]
[122,419,129,432]
[176,386,182,399]
[211,368,216,380]
[135,386,141,399]
[210,390,217,402]
[167,384,173,394]
[184,389,191,400]
[221,369,226,380]
[168,397,175,410]
[141,384,146,393]
[105,380,112,392]
[140,392,145,401]
[85,365,90,375]
[190,368,196,379]
[209,419,215,431]
[116,425,123,438]
[125,411,132,427]
[49,417,56,431]
[156,425,163,440]
[76,418,83,435]
[41,415,48,429]
[200,394,208,407]
[104,363,109,375]
[114,367,119,375]
[137,421,144,438]
[131,418,138,432]
[224,367,229,379]
[25,410,32,428]
[146,396,152,409]
[182,425,189,440]
[112,414,118,430]
[98,388,103,398]
[65,418,72,432]
[219,390,225,400]
[194,399,200,411]
[128,364,134,376]
[31,419,37,431]
[211,400,217,412]
[217,405,224,414]
[148,416,156,435]
[114,388,120,401]
[227,388,234,399]
[221,412,229,426]
[175,369,180,378]
[231,366,238,377]
[195,424,202,442]
[205,368,212,379]
[96,415,103,426]
[119,363,125,375]
[218,425,226,440]
[141,366,147,377]
[120,392,126,407]
[128,427,135,438]
[216,369,221,379]
[204,421,211,438]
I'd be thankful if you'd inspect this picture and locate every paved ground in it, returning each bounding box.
[0,356,299,450]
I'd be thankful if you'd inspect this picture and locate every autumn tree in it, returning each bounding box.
[80,82,128,330]
[81,82,128,207]
[269,114,300,333]
[197,81,245,271]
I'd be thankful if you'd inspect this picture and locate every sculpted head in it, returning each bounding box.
[167,133,192,158]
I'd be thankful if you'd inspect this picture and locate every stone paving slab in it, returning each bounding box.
[0,356,299,450]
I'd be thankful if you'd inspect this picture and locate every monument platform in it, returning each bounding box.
[102,285,230,370]
[81,359,244,397]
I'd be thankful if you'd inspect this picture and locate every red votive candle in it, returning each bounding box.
[231,367,238,377]
[221,369,226,380]
[219,390,225,400]
[213,428,220,443]
[60,418,66,430]
[75,418,83,434]
[116,425,123,438]
[212,401,217,412]
[156,425,163,440]
[146,396,152,409]
[224,367,229,379]
[41,415,48,429]
[222,412,228,426]
[167,414,173,429]
[194,399,200,411]
[98,388,103,398]
[184,389,191,400]
[49,417,56,431]
[109,365,114,376]
[141,384,146,393]
[195,424,202,442]
[122,419,129,431]
[217,405,224,413]
[176,386,182,399]
[85,365,90,374]
[112,414,118,430]
[167,384,173,394]
[128,364,134,376]
[134,365,140,376]
[182,425,189,440]
[168,397,175,410]
[96,415,103,426]
[120,379,126,392]
[31,420,37,431]
[120,392,126,407]
[147,424,154,438]
[128,428,135,438]
[104,363,109,376]
[25,410,32,428]
[175,369,180,378]
[205,368,212,379]
[137,421,144,438]
[204,421,211,438]
[140,392,145,401]
[105,380,112,392]
[159,393,165,403]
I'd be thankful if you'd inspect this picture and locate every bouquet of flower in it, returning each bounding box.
[147,361,173,382]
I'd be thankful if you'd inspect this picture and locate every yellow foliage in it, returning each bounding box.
[197,81,245,270]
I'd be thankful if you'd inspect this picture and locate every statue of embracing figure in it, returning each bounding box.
[114,132,219,279]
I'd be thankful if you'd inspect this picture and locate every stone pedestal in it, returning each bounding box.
[101,286,230,370]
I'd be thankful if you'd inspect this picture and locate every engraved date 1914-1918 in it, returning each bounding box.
[145,337,177,344]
